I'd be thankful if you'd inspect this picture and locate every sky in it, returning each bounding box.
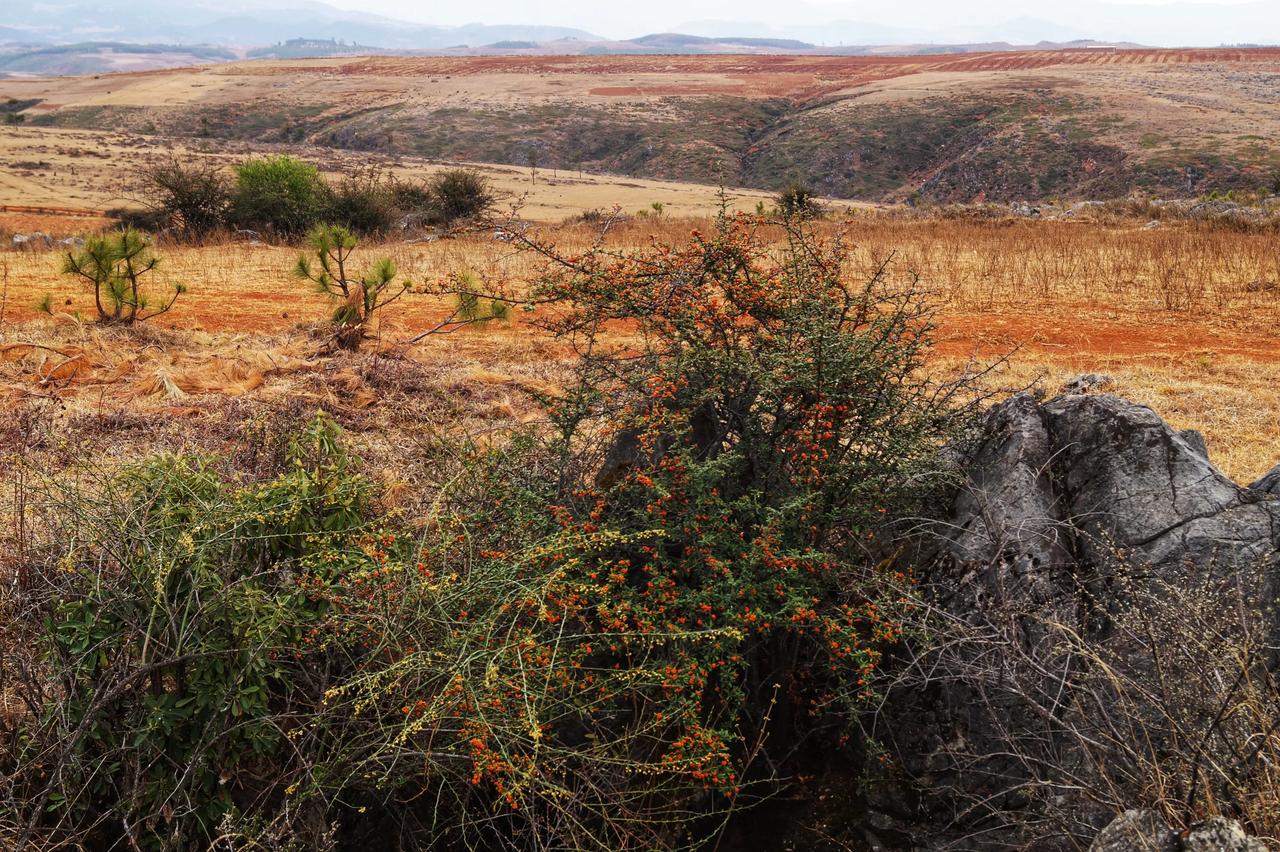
[310,0,1273,44]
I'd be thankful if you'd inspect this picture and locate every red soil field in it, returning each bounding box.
[242,48,1280,100]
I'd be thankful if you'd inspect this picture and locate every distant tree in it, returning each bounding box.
[526,146,539,184]
[57,230,186,324]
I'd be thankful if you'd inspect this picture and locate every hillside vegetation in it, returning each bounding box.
[6,50,1280,202]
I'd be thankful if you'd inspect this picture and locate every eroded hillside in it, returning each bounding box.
[4,48,1280,202]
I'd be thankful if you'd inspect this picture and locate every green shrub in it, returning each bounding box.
[232,155,327,237]
[319,214,971,848]
[424,168,494,225]
[7,218,969,851]
[57,229,186,324]
[9,415,378,850]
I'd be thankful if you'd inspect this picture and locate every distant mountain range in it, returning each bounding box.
[1,1,600,50]
[2,0,1277,74]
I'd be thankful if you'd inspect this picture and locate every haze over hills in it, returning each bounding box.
[6,48,1280,205]
[2,0,1278,53]
[1,0,600,50]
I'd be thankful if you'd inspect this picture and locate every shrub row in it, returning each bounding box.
[134,154,495,240]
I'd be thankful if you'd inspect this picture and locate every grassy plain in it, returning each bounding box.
[2,212,1278,485]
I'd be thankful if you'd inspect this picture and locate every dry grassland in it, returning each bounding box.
[0,125,781,222]
[1,215,1278,487]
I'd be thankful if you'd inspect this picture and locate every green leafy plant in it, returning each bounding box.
[10,414,377,850]
[57,229,185,324]
[293,224,410,350]
[232,155,327,237]
[406,268,510,343]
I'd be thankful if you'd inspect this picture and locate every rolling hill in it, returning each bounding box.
[4,48,1280,203]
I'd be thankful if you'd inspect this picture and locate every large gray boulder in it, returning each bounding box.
[943,393,1280,603]
[876,393,1280,849]
[1089,809,1176,852]
[1040,394,1277,574]
[942,393,1073,613]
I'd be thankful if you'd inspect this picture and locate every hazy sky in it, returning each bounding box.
[314,0,1267,43]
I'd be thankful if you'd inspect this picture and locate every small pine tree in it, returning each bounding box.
[293,224,409,350]
[58,230,185,324]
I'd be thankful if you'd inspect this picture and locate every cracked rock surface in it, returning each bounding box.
[875,394,1280,850]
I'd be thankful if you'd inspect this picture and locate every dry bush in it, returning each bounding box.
[878,560,1280,849]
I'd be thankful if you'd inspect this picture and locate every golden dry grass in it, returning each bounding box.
[0,125,782,222]
[2,214,1278,483]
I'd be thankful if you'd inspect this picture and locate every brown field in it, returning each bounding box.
[2,52,1279,493]
[10,48,1280,105]
[6,47,1280,203]
[2,212,1279,484]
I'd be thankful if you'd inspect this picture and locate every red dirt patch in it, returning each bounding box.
[0,207,112,236]
[935,307,1280,366]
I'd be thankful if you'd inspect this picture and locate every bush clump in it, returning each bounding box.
[775,180,823,220]
[137,156,232,237]
[313,213,971,848]
[323,167,398,236]
[4,415,374,850]
[418,168,495,226]
[231,155,328,237]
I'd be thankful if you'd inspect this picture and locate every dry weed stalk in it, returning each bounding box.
[877,558,1280,849]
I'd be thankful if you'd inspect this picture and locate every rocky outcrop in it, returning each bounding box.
[1251,462,1280,495]
[878,393,1280,850]
[1090,809,1176,852]
[1090,810,1269,852]
[943,392,1279,601]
